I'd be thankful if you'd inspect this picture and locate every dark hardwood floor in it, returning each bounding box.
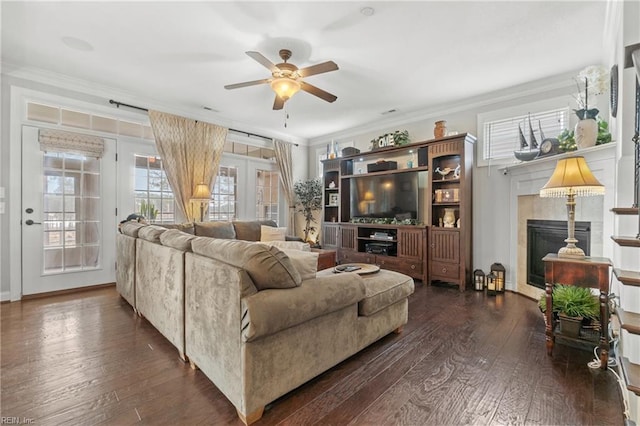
[1,282,623,425]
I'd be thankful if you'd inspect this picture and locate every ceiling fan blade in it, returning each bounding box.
[300,81,337,103]
[224,78,271,90]
[273,95,285,110]
[246,51,278,72]
[297,61,339,78]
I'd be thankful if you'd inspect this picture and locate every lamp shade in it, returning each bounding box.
[270,78,301,101]
[191,183,211,201]
[539,156,604,198]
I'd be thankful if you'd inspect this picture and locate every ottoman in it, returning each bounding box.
[316,267,414,348]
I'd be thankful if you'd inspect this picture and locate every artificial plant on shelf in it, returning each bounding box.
[293,178,323,244]
[557,118,612,152]
[572,65,609,149]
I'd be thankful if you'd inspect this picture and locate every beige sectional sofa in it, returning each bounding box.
[116,221,414,425]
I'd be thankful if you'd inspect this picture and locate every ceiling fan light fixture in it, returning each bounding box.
[271,77,301,101]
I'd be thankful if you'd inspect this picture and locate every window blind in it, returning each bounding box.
[483,107,569,161]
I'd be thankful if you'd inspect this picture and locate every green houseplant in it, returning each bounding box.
[294,178,323,244]
[538,284,600,338]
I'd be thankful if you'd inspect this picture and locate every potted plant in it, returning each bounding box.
[293,178,322,244]
[539,284,600,338]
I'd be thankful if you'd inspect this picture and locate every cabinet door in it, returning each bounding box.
[397,228,425,259]
[339,225,357,251]
[322,223,340,248]
[429,228,460,263]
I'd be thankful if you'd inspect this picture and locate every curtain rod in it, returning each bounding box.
[108,99,298,146]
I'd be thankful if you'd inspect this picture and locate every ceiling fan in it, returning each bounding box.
[224,49,339,110]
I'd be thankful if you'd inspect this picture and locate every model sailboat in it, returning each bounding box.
[513,115,541,161]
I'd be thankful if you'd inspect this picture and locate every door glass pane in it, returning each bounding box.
[256,169,279,222]
[41,151,102,274]
[210,165,237,221]
[134,155,175,223]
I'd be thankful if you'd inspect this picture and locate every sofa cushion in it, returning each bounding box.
[159,222,195,235]
[241,273,365,342]
[260,225,287,242]
[281,249,318,281]
[191,238,301,290]
[195,222,236,239]
[317,268,415,316]
[160,229,196,251]
[233,220,277,242]
[137,225,168,243]
[120,221,147,237]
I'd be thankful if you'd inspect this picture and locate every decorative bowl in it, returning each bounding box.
[514,149,540,162]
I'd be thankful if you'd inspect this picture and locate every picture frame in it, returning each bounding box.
[328,193,339,206]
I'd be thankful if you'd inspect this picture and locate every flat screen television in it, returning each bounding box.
[350,173,419,220]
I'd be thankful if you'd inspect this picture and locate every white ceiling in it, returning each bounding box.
[1,1,607,142]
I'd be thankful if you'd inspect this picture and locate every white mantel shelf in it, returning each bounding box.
[498,143,617,175]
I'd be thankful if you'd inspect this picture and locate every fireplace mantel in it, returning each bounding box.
[500,143,617,297]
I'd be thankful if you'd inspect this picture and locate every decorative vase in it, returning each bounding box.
[434,120,447,139]
[442,208,455,228]
[574,118,597,149]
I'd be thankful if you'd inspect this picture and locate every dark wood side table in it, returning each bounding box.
[312,248,337,271]
[543,253,611,369]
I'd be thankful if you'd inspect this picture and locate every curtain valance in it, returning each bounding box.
[39,129,105,158]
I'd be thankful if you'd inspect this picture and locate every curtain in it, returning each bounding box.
[273,139,296,235]
[39,129,104,158]
[149,110,228,222]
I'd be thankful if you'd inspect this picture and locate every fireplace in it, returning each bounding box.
[526,219,591,289]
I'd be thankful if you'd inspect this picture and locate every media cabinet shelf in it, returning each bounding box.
[340,165,429,179]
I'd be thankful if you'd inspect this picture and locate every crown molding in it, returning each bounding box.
[309,70,578,146]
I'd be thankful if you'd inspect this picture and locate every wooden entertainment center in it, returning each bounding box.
[321,133,475,290]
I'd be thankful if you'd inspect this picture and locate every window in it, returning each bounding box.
[134,155,175,223]
[209,165,237,221]
[256,169,279,221]
[477,97,570,166]
[42,152,101,273]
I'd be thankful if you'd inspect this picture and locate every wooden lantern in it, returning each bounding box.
[473,269,485,291]
[486,272,497,296]
[490,262,506,293]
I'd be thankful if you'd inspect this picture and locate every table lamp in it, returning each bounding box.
[191,182,211,222]
[539,156,604,258]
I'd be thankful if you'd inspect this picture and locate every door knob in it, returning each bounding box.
[25,219,41,225]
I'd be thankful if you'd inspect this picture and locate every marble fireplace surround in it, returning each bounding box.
[500,143,616,300]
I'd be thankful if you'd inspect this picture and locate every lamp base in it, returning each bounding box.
[558,245,586,259]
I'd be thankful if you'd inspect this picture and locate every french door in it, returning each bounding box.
[21,126,116,295]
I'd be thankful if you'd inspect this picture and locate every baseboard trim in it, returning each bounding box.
[1,291,11,303]
[20,282,115,301]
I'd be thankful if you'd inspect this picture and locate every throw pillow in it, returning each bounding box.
[281,249,319,281]
[260,225,287,242]
[263,241,311,252]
